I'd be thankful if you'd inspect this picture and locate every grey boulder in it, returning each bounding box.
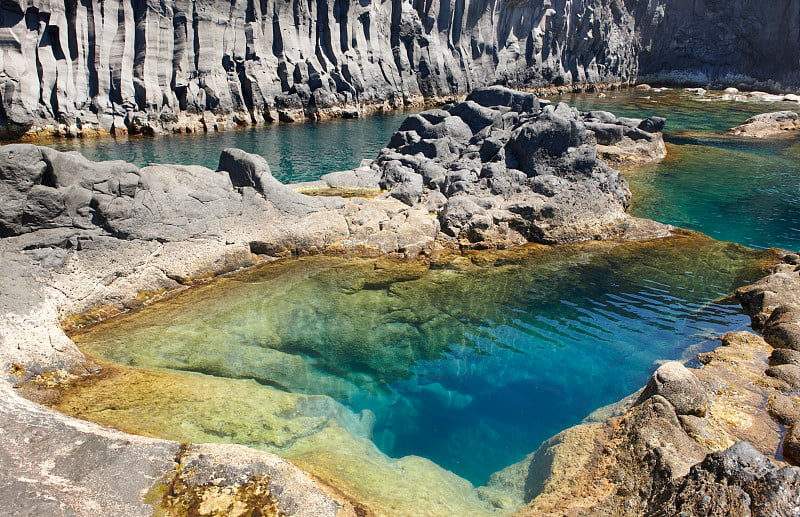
[635,361,708,417]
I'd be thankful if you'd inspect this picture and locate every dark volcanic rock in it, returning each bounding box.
[0,144,344,244]
[375,86,665,247]
[0,144,244,242]
[647,441,800,516]
[766,365,800,389]
[638,116,666,133]
[785,426,800,466]
[218,148,273,193]
[634,0,800,91]
[2,1,799,136]
[0,0,641,136]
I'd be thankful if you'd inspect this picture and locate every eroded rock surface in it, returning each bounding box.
[374,86,668,248]
[2,0,798,138]
[728,111,800,138]
[0,0,641,137]
[649,441,800,517]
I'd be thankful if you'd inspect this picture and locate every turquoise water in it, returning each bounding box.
[56,90,792,488]
[72,237,772,485]
[555,90,800,250]
[45,111,411,183]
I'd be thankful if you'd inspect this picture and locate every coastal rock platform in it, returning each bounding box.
[1,89,797,515]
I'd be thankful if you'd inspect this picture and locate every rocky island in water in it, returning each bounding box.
[1,0,800,516]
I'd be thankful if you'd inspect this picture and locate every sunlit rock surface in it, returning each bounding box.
[0,0,639,137]
[727,111,800,138]
[375,86,668,247]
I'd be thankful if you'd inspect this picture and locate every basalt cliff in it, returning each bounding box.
[1,88,799,515]
[0,0,798,137]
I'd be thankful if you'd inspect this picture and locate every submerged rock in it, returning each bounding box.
[728,111,800,137]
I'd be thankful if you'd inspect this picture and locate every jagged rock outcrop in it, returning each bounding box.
[374,85,668,247]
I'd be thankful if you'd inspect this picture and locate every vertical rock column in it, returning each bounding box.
[0,0,641,138]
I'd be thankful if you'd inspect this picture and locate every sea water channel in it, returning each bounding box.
[51,89,800,509]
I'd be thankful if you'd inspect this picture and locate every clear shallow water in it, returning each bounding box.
[43,111,411,183]
[554,89,800,250]
[69,236,773,486]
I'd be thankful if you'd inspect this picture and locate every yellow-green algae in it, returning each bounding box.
[146,449,281,517]
[53,364,503,516]
[53,232,776,516]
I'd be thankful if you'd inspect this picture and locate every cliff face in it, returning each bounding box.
[632,0,800,89]
[0,0,798,138]
[0,0,637,137]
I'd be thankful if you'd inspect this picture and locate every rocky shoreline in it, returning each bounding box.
[2,88,799,515]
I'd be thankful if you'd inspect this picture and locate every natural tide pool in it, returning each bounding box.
[62,234,773,497]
